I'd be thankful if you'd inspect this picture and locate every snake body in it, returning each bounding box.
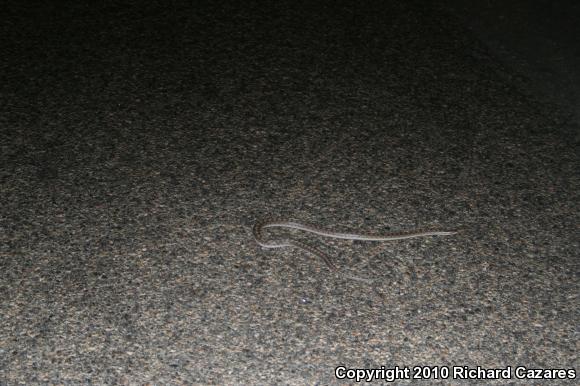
[253,220,457,273]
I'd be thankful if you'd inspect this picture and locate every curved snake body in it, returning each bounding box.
[253,220,457,275]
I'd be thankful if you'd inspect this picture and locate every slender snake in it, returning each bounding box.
[253,220,457,281]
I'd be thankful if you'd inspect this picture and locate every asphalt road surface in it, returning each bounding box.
[2,1,578,384]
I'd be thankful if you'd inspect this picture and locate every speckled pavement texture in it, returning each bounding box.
[1,1,578,384]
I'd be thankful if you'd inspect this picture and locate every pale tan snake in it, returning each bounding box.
[253,220,457,282]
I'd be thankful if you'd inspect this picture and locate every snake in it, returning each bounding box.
[253,220,457,281]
